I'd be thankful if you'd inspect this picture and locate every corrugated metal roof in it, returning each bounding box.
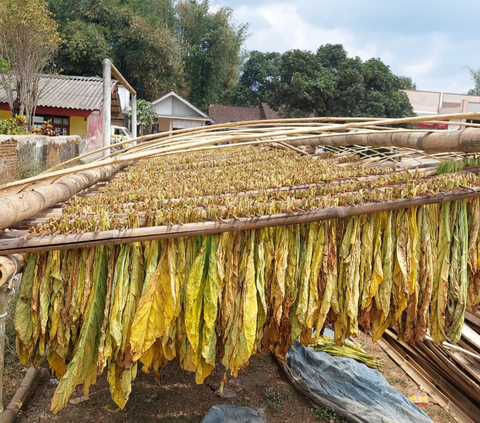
[0,74,115,111]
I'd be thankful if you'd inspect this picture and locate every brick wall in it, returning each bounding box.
[0,139,19,181]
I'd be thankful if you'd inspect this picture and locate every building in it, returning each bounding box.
[151,91,212,132]
[403,89,480,129]
[208,103,280,124]
[0,74,127,151]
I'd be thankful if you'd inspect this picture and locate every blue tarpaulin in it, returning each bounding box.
[284,340,433,423]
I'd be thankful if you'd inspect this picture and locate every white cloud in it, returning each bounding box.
[220,0,480,94]
[235,3,354,53]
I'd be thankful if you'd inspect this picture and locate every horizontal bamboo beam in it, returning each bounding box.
[1,186,479,255]
[0,163,124,230]
[288,127,480,153]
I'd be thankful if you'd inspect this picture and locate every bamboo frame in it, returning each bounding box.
[3,111,480,193]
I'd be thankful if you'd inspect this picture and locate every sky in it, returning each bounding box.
[213,0,480,94]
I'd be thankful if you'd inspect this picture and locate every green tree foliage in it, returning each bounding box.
[467,67,480,96]
[49,0,246,108]
[55,21,110,76]
[397,76,416,90]
[176,0,247,111]
[226,50,281,107]
[115,16,185,100]
[135,98,158,135]
[0,0,61,125]
[234,44,414,119]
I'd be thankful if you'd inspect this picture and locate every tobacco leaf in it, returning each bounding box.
[51,245,108,413]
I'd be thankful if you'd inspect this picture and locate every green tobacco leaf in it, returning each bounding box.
[51,245,108,413]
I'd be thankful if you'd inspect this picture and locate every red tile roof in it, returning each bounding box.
[208,104,266,124]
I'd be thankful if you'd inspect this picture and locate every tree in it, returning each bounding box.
[397,76,416,90]
[0,0,60,125]
[48,0,247,108]
[361,58,414,118]
[116,15,186,101]
[176,0,247,111]
[55,20,110,76]
[265,45,414,119]
[467,67,480,95]
[271,49,336,117]
[226,50,281,107]
[135,98,158,135]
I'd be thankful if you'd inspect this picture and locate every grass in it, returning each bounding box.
[264,388,292,413]
[310,404,349,422]
[388,375,409,387]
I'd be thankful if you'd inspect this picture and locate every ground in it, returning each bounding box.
[2,300,454,423]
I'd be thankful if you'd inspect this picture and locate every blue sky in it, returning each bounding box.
[213,0,480,94]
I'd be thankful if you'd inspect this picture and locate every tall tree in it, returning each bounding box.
[270,49,336,117]
[117,15,185,100]
[0,0,60,125]
[176,0,247,111]
[49,0,247,107]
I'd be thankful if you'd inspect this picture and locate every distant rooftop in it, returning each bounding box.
[0,74,115,111]
[208,103,280,124]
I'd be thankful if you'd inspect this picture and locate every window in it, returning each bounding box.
[53,116,69,135]
[33,115,70,135]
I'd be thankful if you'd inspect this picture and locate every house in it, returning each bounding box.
[208,103,280,124]
[151,91,212,132]
[0,74,127,151]
[403,89,480,129]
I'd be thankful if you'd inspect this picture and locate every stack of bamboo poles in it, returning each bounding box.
[378,312,480,423]
[4,112,480,414]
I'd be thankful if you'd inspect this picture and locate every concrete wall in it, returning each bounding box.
[0,134,83,182]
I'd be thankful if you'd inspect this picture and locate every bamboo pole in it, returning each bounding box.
[1,186,479,255]
[288,127,480,153]
[0,163,124,230]
[0,357,47,423]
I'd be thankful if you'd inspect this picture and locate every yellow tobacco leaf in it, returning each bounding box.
[107,361,133,410]
[306,223,324,329]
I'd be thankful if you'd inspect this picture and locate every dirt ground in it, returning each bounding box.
[2,300,454,423]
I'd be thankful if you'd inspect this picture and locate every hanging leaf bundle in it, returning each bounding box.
[13,146,480,412]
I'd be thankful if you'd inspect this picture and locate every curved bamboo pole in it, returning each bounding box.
[3,112,480,192]
[0,255,24,288]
